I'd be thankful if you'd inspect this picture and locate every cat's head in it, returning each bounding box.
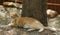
[9,12,21,19]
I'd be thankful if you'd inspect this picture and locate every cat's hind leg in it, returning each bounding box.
[38,28,44,32]
[27,28,36,32]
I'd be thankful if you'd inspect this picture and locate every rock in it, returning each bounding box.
[48,15,60,28]
[3,2,22,8]
[48,15,60,35]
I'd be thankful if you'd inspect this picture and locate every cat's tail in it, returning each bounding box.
[44,26,60,32]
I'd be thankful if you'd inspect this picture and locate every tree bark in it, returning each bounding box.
[22,0,47,26]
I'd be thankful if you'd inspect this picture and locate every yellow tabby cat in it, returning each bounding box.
[7,12,57,32]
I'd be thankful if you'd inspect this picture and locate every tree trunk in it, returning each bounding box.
[22,0,47,26]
